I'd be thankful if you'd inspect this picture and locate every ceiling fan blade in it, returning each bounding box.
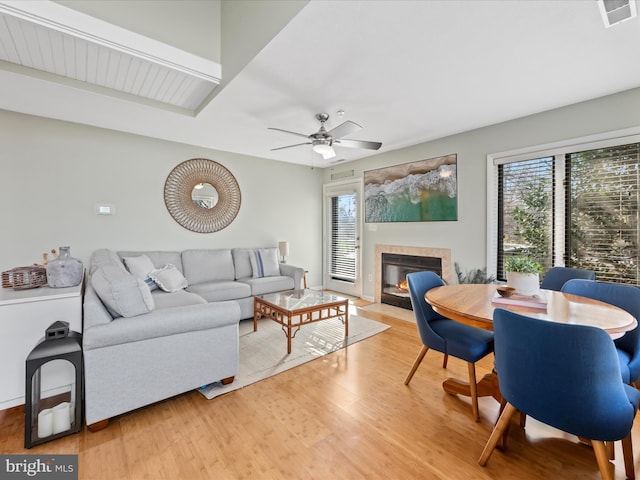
[268,127,310,139]
[271,142,311,151]
[327,120,361,139]
[321,147,336,160]
[335,139,382,150]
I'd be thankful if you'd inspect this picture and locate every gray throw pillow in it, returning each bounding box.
[123,254,158,291]
[249,248,280,278]
[91,265,155,318]
[123,254,154,278]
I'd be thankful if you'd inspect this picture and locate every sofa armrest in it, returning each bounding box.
[279,264,305,289]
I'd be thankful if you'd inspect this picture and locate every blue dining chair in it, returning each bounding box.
[479,309,639,480]
[561,279,640,386]
[404,271,494,421]
[540,266,595,291]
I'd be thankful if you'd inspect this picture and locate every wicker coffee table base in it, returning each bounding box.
[253,290,349,354]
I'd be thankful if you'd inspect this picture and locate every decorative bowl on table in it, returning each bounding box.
[496,286,516,298]
[2,266,47,290]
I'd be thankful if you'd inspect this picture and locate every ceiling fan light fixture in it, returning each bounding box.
[322,148,336,160]
[269,112,381,159]
[312,141,333,155]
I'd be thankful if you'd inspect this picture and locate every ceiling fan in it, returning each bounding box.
[269,113,382,160]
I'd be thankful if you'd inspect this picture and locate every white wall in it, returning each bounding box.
[3,88,639,299]
[323,87,640,300]
[0,110,324,285]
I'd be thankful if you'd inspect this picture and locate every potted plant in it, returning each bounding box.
[454,262,495,284]
[504,256,543,295]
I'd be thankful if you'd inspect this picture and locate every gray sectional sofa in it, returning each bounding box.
[83,247,304,428]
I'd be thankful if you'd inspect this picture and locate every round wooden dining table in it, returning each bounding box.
[425,284,638,403]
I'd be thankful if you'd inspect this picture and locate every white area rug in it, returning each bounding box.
[198,314,389,399]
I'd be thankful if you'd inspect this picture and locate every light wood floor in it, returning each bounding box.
[2,298,639,479]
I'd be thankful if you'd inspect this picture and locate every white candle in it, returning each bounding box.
[69,402,75,424]
[37,409,53,438]
[52,402,71,434]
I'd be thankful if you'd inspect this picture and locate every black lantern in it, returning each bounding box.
[25,321,83,448]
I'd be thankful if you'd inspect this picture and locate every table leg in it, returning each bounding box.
[286,314,292,354]
[253,305,259,332]
[344,305,349,337]
[442,371,502,403]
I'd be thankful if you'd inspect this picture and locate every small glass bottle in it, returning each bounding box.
[46,247,84,288]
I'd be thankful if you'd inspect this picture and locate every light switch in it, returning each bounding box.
[96,204,115,215]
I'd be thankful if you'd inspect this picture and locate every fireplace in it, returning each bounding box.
[381,253,442,310]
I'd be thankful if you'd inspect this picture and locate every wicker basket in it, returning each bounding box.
[2,266,47,290]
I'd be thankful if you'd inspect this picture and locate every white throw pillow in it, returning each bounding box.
[91,265,155,318]
[149,264,188,292]
[123,254,158,290]
[249,248,280,278]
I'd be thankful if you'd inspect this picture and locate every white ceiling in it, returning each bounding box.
[0,0,639,168]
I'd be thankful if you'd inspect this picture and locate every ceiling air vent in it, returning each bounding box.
[597,0,637,27]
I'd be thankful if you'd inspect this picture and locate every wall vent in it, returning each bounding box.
[331,170,355,181]
[598,0,637,28]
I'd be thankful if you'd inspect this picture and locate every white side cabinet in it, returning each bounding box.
[0,283,83,410]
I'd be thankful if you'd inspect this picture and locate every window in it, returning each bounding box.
[567,143,640,283]
[498,157,554,279]
[488,129,640,285]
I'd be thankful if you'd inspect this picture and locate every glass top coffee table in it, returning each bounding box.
[253,289,349,354]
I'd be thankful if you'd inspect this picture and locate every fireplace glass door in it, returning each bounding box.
[381,253,442,309]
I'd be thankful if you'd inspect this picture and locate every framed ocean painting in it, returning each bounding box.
[364,154,457,222]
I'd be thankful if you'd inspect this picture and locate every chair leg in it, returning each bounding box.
[621,433,635,480]
[404,346,429,385]
[442,353,448,368]
[519,412,527,428]
[478,402,517,466]
[467,362,480,421]
[592,440,615,480]
[496,399,513,451]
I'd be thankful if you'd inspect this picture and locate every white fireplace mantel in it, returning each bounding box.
[375,245,452,303]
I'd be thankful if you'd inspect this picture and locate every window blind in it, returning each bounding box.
[329,193,356,282]
[567,142,640,284]
[498,157,554,280]
[487,130,640,283]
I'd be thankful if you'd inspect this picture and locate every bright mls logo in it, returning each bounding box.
[0,455,77,480]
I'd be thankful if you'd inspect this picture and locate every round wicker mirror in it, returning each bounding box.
[164,158,241,233]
